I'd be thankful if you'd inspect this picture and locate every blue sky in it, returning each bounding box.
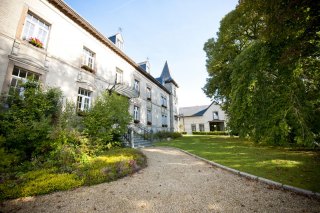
[64,0,238,107]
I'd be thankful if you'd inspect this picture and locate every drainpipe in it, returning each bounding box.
[131,129,135,148]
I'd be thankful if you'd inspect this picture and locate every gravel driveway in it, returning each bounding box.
[1,147,320,212]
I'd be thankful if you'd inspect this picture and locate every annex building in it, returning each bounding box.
[179,102,227,134]
[0,0,179,146]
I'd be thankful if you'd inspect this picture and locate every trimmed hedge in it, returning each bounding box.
[153,131,183,140]
[192,131,228,135]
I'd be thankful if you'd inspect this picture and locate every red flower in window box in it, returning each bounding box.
[29,37,43,48]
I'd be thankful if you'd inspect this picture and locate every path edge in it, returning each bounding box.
[158,146,320,199]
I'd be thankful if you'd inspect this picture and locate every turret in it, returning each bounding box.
[157,61,179,132]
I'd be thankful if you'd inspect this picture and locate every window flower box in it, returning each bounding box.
[81,65,95,73]
[134,119,140,124]
[28,37,43,48]
[162,124,168,127]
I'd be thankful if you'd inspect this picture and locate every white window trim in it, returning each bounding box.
[133,105,140,121]
[116,68,123,84]
[134,79,140,94]
[82,47,95,69]
[116,38,123,49]
[22,12,50,47]
[77,88,92,111]
[213,111,219,120]
[191,124,196,132]
[161,96,167,107]
[199,124,205,132]
[10,66,41,95]
[162,114,167,126]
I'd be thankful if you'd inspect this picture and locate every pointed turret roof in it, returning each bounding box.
[157,61,179,87]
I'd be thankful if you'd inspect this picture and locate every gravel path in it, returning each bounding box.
[1,147,320,212]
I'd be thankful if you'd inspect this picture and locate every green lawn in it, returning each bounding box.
[156,135,320,192]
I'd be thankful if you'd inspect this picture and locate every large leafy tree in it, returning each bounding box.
[203,0,320,146]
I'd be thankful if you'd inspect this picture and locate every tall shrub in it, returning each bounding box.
[83,92,131,150]
[0,82,62,160]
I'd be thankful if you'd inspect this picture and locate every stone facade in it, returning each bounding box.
[0,0,179,133]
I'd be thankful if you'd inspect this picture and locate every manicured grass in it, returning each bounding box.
[0,148,147,201]
[156,135,320,192]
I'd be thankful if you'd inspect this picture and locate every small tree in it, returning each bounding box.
[83,92,131,150]
[0,82,62,161]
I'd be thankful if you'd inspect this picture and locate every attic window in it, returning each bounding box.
[213,111,219,120]
[116,38,123,50]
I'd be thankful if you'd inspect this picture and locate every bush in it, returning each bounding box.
[192,131,228,135]
[153,131,183,140]
[83,92,131,150]
[181,132,187,135]
[0,83,63,161]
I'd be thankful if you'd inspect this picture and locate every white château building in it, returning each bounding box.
[0,0,179,147]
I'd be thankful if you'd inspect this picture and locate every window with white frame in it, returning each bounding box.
[133,105,140,122]
[116,38,123,50]
[147,109,152,125]
[162,114,167,127]
[82,47,95,70]
[146,87,151,100]
[10,66,40,94]
[116,68,123,84]
[134,79,140,95]
[213,111,219,120]
[77,88,92,111]
[22,12,50,47]
[199,124,205,132]
[161,96,167,107]
[191,124,196,132]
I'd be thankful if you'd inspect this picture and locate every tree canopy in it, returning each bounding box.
[203,0,320,146]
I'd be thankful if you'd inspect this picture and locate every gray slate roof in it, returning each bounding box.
[157,61,179,87]
[179,105,209,117]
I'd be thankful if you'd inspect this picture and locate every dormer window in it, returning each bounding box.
[116,38,123,50]
[109,33,124,51]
